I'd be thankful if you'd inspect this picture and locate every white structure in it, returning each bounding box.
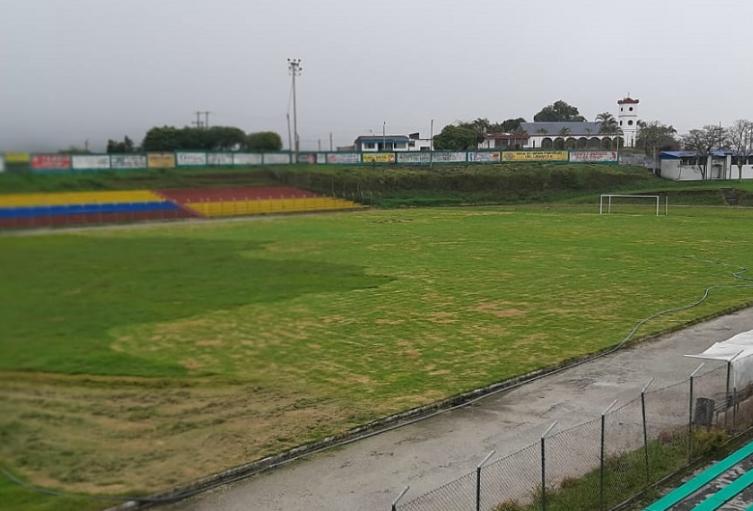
[354,132,431,152]
[617,96,639,147]
[659,150,753,180]
[479,122,621,150]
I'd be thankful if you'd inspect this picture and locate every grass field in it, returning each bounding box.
[4,203,753,508]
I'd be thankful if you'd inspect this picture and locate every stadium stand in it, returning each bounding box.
[0,186,361,228]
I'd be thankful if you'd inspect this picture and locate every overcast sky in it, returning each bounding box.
[1,0,751,152]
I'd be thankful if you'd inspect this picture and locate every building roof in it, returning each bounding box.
[354,135,410,144]
[520,121,605,137]
[660,150,729,159]
[483,132,530,140]
[618,97,640,105]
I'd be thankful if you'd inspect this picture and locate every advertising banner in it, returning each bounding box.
[467,151,501,162]
[233,153,262,166]
[72,155,111,170]
[147,153,176,168]
[297,153,317,164]
[501,151,568,162]
[316,153,327,164]
[397,152,432,164]
[263,153,292,164]
[569,150,618,163]
[362,152,396,163]
[4,152,30,164]
[110,154,147,169]
[31,154,71,170]
[207,153,234,166]
[431,151,467,163]
[326,153,360,164]
[176,152,207,167]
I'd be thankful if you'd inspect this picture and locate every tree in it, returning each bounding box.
[497,118,526,133]
[433,124,478,150]
[142,126,258,151]
[596,112,621,135]
[246,131,283,151]
[533,100,586,122]
[636,121,678,172]
[682,125,726,180]
[726,120,753,181]
[106,136,135,154]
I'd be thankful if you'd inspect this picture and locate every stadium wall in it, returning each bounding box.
[10,149,620,173]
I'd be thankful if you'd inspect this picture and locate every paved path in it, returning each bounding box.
[165,308,753,511]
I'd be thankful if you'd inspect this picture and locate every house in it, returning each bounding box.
[353,132,432,152]
[478,96,638,150]
[659,150,753,180]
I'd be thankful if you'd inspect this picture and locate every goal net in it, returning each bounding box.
[599,194,668,216]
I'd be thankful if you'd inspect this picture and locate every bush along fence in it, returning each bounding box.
[391,362,753,511]
[0,150,630,173]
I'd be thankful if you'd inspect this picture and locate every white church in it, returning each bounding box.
[479,96,640,150]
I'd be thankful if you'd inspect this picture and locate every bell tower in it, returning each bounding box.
[617,95,639,148]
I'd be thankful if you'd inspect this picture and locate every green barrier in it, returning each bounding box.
[693,469,753,510]
[645,440,753,510]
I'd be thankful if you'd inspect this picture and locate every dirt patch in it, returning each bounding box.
[476,301,526,318]
[0,371,354,496]
[427,311,459,324]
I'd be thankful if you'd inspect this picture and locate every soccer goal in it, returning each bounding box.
[599,194,668,216]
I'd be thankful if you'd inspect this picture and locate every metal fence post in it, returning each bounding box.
[391,486,409,511]
[600,400,617,511]
[733,387,738,431]
[476,450,495,511]
[689,363,704,461]
[641,378,654,483]
[540,422,557,511]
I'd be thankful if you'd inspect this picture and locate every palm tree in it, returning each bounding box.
[558,127,571,137]
[596,112,621,135]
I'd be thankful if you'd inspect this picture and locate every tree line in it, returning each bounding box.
[104,127,283,154]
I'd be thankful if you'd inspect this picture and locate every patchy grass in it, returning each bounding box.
[3,205,753,507]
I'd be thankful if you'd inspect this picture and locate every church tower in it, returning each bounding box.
[617,96,639,148]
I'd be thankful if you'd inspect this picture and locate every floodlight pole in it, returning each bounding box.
[288,58,302,156]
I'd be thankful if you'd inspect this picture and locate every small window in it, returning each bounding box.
[620,107,624,112]
[619,120,623,126]
[365,142,375,149]
[629,107,633,112]
[628,120,634,126]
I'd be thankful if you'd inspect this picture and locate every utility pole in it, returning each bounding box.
[194,111,203,129]
[286,113,293,152]
[382,121,386,151]
[287,58,302,155]
[329,132,333,151]
[317,139,321,151]
[203,111,211,129]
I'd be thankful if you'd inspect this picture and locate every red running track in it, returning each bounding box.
[157,186,318,203]
[0,209,195,229]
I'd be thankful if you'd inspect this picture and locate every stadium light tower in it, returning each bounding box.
[287,58,303,155]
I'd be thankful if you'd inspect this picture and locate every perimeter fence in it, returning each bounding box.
[394,363,753,511]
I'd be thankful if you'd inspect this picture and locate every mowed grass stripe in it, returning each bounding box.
[2,206,753,501]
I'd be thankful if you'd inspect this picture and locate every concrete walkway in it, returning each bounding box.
[165,308,753,511]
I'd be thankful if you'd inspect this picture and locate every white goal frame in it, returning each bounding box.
[599,194,668,216]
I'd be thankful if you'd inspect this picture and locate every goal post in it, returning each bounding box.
[599,194,668,216]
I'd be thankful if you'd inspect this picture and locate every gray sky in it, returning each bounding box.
[2,0,751,152]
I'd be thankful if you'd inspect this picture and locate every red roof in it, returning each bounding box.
[618,97,640,105]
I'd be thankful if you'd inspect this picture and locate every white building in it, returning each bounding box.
[354,132,432,152]
[660,150,753,180]
[480,122,621,150]
[617,96,640,147]
[479,96,638,150]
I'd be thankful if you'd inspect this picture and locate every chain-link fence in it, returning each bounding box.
[394,363,753,511]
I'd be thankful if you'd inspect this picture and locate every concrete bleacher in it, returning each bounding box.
[0,186,362,228]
